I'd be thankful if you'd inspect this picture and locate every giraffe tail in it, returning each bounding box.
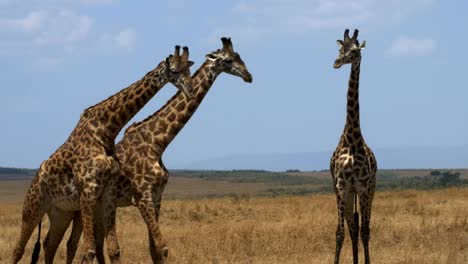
[30,220,42,264]
[354,194,359,231]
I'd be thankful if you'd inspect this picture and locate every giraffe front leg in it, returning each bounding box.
[137,197,167,264]
[359,190,375,264]
[75,155,118,264]
[334,175,355,264]
[148,193,166,261]
[43,207,74,264]
[76,182,102,264]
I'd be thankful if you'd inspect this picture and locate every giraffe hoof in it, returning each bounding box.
[162,246,169,258]
[78,250,95,263]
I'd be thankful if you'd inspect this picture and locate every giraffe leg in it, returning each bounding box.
[360,190,375,264]
[105,223,120,264]
[138,198,167,264]
[11,177,48,264]
[333,191,346,264]
[344,193,359,264]
[76,178,104,264]
[76,195,97,263]
[93,219,106,264]
[99,181,121,264]
[147,226,158,261]
[76,201,111,264]
[43,207,74,264]
[85,193,114,264]
[66,211,82,264]
[147,195,166,262]
[334,175,356,264]
[76,155,119,264]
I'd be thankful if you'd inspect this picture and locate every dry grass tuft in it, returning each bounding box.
[1,188,467,263]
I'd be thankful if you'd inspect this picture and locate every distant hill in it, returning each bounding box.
[2,145,467,177]
[173,145,468,171]
[0,167,36,180]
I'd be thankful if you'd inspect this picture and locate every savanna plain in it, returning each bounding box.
[0,170,467,264]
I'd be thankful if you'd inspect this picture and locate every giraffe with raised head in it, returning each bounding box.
[330,29,377,264]
[47,37,252,264]
[11,46,194,264]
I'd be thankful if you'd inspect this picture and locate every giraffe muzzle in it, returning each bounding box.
[334,59,342,69]
[243,72,253,83]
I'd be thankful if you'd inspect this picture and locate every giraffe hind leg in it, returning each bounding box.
[11,178,48,264]
[66,211,82,264]
[345,193,359,264]
[94,220,106,264]
[98,180,121,264]
[360,190,375,264]
[43,207,74,264]
[334,177,359,264]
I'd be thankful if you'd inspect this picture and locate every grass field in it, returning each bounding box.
[0,177,467,263]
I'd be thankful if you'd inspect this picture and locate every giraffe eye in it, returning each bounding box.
[225,58,233,63]
[170,69,178,74]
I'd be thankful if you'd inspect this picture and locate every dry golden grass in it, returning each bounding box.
[1,188,467,263]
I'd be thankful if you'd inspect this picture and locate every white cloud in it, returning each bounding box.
[17,11,48,32]
[33,10,93,45]
[114,28,137,50]
[79,0,113,5]
[168,0,186,9]
[386,36,436,57]
[209,0,435,43]
[0,11,48,33]
[0,10,93,46]
[100,28,137,51]
[0,0,122,69]
[0,0,114,7]
[0,0,15,5]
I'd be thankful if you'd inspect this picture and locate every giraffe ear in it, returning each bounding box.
[188,61,195,67]
[165,55,173,64]
[206,53,218,61]
[359,40,366,50]
[336,40,344,48]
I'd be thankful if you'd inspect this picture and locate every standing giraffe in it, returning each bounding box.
[11,46,194,264]
[330,29,377,264]
[47,37,252,264]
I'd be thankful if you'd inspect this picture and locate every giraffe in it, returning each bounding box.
[330,29,377,264]
[11,46,194,264]
[47,37,252,264]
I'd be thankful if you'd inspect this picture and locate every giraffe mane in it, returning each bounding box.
[82,61,165,113]
[123,59,215,134]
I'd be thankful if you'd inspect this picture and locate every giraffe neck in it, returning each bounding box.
[80,61,168,146]
[344,60,361,136]
[123,60,219,153]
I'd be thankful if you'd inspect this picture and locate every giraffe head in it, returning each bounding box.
[205,37,253,83]
[165,45,195,98]
[334,29,366,69]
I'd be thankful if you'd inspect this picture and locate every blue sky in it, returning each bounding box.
[0,0,467,169]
